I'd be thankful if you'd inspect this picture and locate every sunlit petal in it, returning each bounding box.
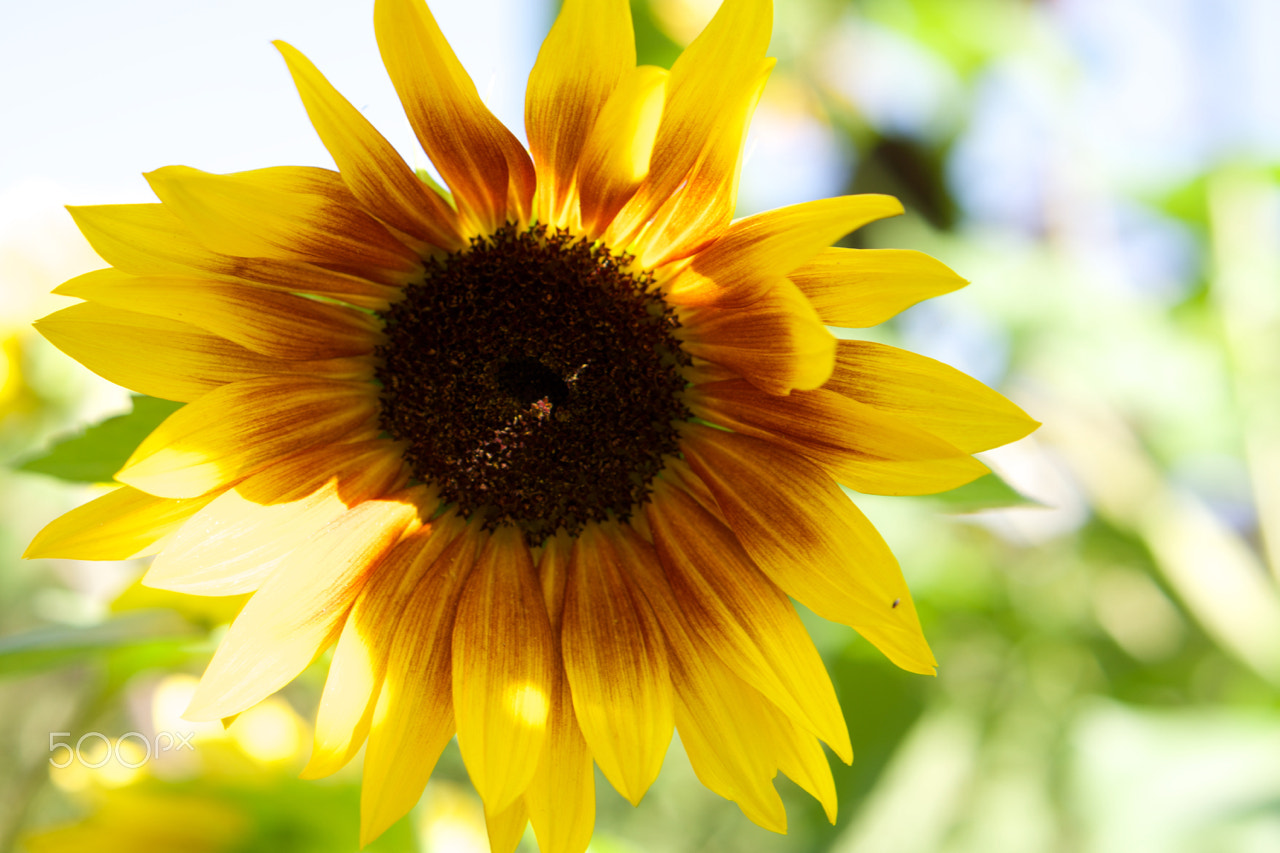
[360,521,483,845]
[117,376,380,498]
[184,494,418,720]
[374,0,536,232]
[688,380,989,495]
[563,523,673,804]
[790,247,967,327]
[452,526,555,813]
[681,424,936,673]
[25,487,218,561]
[827,340,1039,453]
[275,40,464,251]
[646,478,852,762]
[525,0,634,228]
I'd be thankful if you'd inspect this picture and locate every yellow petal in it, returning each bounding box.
[65,205,403,309]
[144,441,408,595]
[688,380,989,495]
[304,509,462,780]
[681,425,936,674]
[524,534,598,853]
[24,487,218,561]
[34,302,325,403]
[563,523,673,805]
[524,659,595,853]
[616,525,786,831]
[576,65,668,238]
[608,0,774,265]
[677,277,836,395]
[67,204,224,275]
[662,194,904,308]
[827,340,1039,453]
[274,41,464,251]
[525,0,634,228]
[452,526,555,813]
[790,247,967,327]
[360,522,484,846]
[55,270,382,361]
[184,494,418,721]
[638,58,775,269]
[117,376,380,498]
[764,701,838,824]
[145,166,420,281]
[674,683,787,833]
[374,0,536,233]
[484,797,529,853]
[536,530,573,630]
[645,478,852,762]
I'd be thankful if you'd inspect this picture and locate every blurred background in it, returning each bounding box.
[3,0,1280,850]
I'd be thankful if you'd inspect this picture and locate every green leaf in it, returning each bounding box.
[0,612,201,679]
[16,395,183,483]
[931,471,1044,513]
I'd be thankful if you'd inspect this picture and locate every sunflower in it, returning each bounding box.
[26,0,1037,849]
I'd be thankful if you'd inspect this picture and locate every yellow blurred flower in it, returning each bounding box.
[22,790,248,853]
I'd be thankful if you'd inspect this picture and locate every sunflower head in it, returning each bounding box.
[27,0,1037,850]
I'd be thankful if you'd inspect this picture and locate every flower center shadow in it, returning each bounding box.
[375,224,691,544]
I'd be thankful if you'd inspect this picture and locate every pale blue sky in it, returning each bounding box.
[0,0,549,200]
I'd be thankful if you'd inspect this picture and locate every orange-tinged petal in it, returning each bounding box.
[55,271,381,361]
[657,457,724,520]
[374,0,535,233]
[524,538,596,853]
[304,509,462,780]
[184,494,418,721]
[452,526,555,813]
[646,479,852,762]
[608,0,773,265]
[360,522,483,845]
[33,302,338,403]
[827,340,1039,453]
[790,247,967,327]
[627,58,773,269]
[144,441,408,595]
[681,425,936,674]
[485,797,529,853]
[145,166,420,280]
[626,514,838,823]
[274,41,464,251]
[688,380,989,495]
[563,523,673,805]
[536,531,573,630]
[65,206,402,309]
[24,487,218,561]
[616,525,787,831]
[661,194,904,308]
[117,376,380,498]
[525,0,634,228]
[677,277,836,394]
[576,65,668,238]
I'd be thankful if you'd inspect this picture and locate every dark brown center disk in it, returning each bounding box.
[375,224,691,544]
